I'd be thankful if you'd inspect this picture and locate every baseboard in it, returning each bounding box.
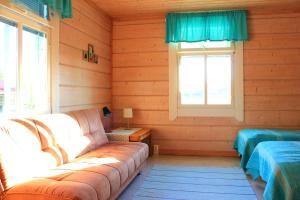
[159,149,239,157]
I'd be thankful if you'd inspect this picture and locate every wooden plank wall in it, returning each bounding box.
[59,0,112,112]
[112,11,300,156]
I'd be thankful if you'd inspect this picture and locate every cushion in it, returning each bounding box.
[4,179,99,200]
[66,109,108,149]
[0,120,58,190]
[30,114,93,163]
[77,142,149,184]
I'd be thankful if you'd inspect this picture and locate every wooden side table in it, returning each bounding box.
[106,128,152,156]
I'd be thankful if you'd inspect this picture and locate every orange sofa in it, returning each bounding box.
[0,109,149,200]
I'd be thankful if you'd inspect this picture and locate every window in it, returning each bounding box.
[169,41,244,121]
[0,2,59,117]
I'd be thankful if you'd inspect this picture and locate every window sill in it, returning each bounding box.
[174,107,244,121]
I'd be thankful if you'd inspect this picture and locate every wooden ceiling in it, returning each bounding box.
[90,0,300,19]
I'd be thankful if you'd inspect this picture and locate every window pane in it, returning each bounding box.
[207,55,232,105]
[0,17,18,114]
[181,41,231,49]
[22,26,48,112]
[179,56,205,104]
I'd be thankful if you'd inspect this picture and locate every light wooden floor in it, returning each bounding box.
[118,155,265,200]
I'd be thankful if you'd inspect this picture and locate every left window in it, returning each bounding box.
[0,3,51,116]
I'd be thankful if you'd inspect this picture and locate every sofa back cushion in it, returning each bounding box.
[0,120,58,190]
[30,114,95,163]
[66,109,108,150]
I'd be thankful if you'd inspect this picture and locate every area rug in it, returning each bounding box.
[133,165,257,200]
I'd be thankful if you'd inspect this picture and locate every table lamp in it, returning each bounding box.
[123,107,133,129]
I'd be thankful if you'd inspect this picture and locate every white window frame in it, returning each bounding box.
[169,42,244,121]
[0,0,60,117]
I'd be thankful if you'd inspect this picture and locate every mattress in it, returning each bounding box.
[246,141,300,200]
[233,128,300,169]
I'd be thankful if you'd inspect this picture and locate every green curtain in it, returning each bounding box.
[166,10,248,43]
[40,0,72,18]
[12,0,72,19]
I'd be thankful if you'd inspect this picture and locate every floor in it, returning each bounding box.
[118,155,265,200]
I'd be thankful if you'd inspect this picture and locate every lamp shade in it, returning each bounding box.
[102,106,112,117]
[123,108,133,118]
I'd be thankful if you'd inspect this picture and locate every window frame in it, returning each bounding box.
[0,1,60,117]
[169,41,244,121]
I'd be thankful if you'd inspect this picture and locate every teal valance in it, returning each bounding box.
[13,0,72,19]
[166,10,248,43]
[42,0,72,18]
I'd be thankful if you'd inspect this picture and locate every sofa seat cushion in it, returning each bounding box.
[76,142,149,183]
[80,142,149,168]
[50,160,121,195]
[76,155,130,186]
[4,162,122,200]
[3,179,100,200]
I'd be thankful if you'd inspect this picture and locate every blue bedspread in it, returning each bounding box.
[233,129,300,169]
[246,141,300,200]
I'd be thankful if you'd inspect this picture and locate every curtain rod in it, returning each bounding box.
[167,9,247,14]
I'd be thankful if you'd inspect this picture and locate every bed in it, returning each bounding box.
[246,141,300,200]
[233,129,300,169]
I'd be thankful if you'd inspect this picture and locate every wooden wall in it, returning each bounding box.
[112,11,300,156]
[59,0,112,112]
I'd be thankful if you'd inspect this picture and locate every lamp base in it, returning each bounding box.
[125,118,131,130]
[103,117,112,133]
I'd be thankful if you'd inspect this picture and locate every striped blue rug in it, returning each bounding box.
[133,165,257,200]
